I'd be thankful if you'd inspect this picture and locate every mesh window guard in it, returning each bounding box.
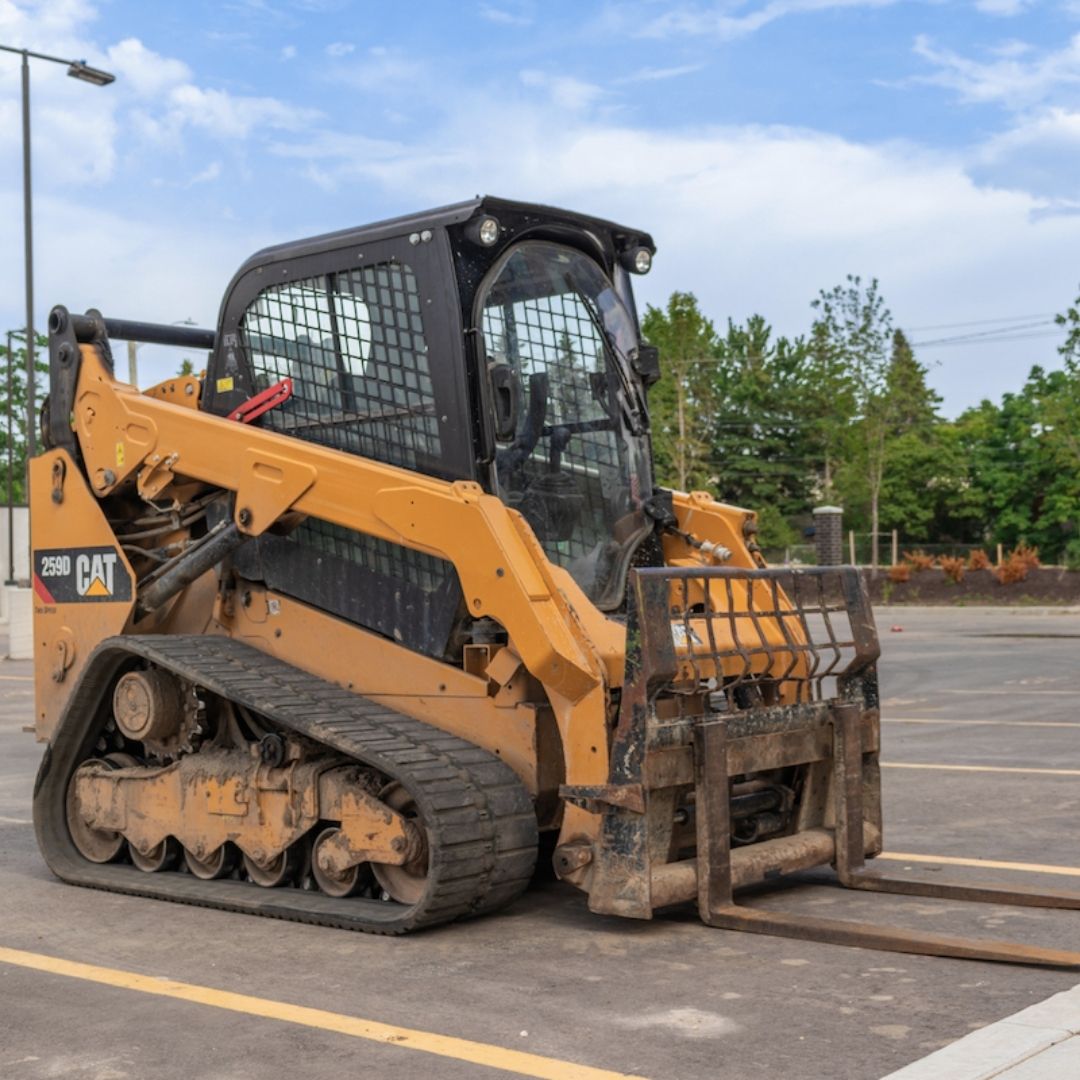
[236,261,459,653]
[482,273,640,605]
[240,261,441,473]
[292,516,449,596]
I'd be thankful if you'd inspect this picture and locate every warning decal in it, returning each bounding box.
[34,547,133,604]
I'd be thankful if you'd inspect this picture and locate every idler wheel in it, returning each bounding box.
[66,758,125,864]
[371,783,429,905]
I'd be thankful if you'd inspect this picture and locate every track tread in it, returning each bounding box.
[34,635,539,935]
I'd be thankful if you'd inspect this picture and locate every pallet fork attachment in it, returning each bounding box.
[695,707,1080,969]
[586,566,1080,969]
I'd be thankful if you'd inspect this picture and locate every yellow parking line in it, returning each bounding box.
[884,717,1080,729]
[0,674,32,681]
[879,852,1080,878]
[0,946,644,1080]
[882,762,1080,776]
[941,689,1078,696]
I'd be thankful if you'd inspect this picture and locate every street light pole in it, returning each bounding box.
[0,43,115,476]
[20,51,34,465]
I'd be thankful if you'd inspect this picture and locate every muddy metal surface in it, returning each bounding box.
[2,607,1079,1080]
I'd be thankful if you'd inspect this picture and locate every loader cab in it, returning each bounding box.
[204,198,658,651]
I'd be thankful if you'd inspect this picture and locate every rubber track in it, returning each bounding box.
[34,635,539,934]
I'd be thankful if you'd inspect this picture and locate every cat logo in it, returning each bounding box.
[76,551,119,597]
[34,546,132,606]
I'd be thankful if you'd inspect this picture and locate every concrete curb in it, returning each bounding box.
[881,984,1080,1079]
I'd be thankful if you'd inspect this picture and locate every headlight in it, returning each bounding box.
[620,245,653,274]
[466,215,502,247]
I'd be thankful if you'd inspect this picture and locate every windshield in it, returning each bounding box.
[479,241,653,609]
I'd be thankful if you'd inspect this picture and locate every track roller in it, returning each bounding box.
[185,844,237,880]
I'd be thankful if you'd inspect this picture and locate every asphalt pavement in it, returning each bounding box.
[1,605,1079,1080]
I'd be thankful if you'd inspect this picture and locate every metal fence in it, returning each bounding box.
[763,533,1031,569]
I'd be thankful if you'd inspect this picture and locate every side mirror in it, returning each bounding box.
[633,344,661,387]
[490,363,521,441]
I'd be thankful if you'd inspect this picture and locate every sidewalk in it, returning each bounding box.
[883,983,1080,1079]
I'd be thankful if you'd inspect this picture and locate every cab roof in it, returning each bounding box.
[235,196,656,276]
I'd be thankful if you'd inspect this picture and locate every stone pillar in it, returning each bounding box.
[813,506,843,566]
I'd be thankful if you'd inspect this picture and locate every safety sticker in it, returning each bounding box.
[671,623,703,647]
[33,547,132,604]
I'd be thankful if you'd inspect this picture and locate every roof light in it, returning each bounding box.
[619,244,653,274]
[466,215,502,247]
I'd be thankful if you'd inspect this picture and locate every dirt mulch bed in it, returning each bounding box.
[862,566,1080,606]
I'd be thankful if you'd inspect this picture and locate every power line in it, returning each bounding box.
[911,321,1058,348]
[913,329,1063,349]
[903,313,1057,333]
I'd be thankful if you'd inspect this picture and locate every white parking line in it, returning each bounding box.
[883,762,1080,776]
[884,717,1080,729]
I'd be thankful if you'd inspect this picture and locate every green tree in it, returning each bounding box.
[803,319,856,503]
[0,331,49,504]
[1050,291,1080,560]
[705,315,816,546]
[958,367,1080,562]
[642,292,718,491]
[811,276,895,565]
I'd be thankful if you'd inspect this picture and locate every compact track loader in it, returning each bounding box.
[28,197,1080,963]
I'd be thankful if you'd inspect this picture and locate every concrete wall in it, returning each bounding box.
[0,507,30,623]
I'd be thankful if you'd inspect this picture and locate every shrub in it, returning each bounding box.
[968,549,991,571]
[1065,539,1080,572]
[902,550,936,572]
[994,555,1029,585]
[888,563,911,584]
[1012,542,1041,570]
[939,556,965,584]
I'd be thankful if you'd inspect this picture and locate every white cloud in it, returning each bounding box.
[478,3,532,25]
[325,41,354,57]
[281,44,297,60]
[615,64,706,84]
[633,0,899,41]
[322,46,423,91]
[188,160,222,185]
[914,33,1080,108]
[980,106,1080,157]
[0,0,100,42]
[165,84,319,139]
[972,106,1080,201]
[270,94,1080,410]
[520,70,605,111]
[973,0,1032,14]
[0,187,264,386]
[106,38,191,97]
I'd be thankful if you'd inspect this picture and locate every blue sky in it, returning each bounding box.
[1,0,1078,413]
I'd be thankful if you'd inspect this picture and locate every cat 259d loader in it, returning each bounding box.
[28,197,1080,965]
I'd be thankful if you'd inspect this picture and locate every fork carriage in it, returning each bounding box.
[563,565,1080,968]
